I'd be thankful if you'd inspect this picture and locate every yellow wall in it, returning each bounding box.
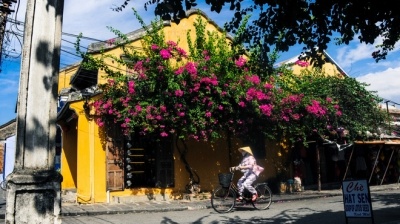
[173,137,235,192]
[93,11,230,85]
[66,101,107,203]
[172,136,285,193]
[60,118,77,189]
[291,55,344,77]
[58,63,80,92]
[58,64,80,190]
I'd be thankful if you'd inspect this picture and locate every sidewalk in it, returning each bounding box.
[0,183,398,219]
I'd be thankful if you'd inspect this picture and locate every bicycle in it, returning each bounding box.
[211,169,272,213]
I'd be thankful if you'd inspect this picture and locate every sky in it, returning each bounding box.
[1,0,400,125]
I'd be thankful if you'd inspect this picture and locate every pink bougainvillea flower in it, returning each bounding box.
[108,79,115,86]
[177,47,187,57]
[128,81,135,94]
[92,100,103,111]
[306,100,327,117]
[192,83,200,92]
[138,73,147,80]
[160,105,167,113]
[294,60,310,67]
[292,113,301,120]
[259,104,273,116]
[235,56,246,68]
[210,76,218,86]
[185,62,197,76]
[246,88,267,101]
[160,49,172,59]
[175,89,184,97]
[134,61,144,72]
[174,66,184,75]
[106,38,115,46]
[167,40,177,47]
[103,100,112,109]
[96,118,104,127]
[135,105,142,112]
[151,44,159,50]
[282,94,303,105]
[246,75,261,85]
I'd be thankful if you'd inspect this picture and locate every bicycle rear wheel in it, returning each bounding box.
[253,183,272,210]
[211,186,236,213]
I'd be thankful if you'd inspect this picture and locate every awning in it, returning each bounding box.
[344,140,400,185]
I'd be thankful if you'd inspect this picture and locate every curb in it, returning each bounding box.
[61,207,188,216]
[61,192,341,217]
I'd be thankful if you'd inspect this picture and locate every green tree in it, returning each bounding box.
[113,0,399,65]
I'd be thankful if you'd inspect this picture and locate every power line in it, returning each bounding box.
[0,0,17,71]
[382,99,400,106]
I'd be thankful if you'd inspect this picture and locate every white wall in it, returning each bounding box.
[2,135,15,182]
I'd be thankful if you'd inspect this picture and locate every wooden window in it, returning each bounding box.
[124,135,174,188]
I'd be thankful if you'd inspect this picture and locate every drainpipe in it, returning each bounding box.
[89,117,95,203]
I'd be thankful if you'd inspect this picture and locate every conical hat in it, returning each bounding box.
[238,146,253,155]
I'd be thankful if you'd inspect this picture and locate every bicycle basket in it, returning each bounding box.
[218,173,232,188]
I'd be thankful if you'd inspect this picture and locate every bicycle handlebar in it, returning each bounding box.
[229,167,237,173]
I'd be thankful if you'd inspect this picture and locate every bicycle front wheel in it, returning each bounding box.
[211,186,236,213]
[253,183,272,210]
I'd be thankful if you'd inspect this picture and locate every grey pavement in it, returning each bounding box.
[0,183,398,219]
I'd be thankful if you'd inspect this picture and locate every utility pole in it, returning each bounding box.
[0,0,17,69]
[5,0,64,223]
[385,100,391,134]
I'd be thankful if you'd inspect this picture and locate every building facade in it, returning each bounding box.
[56,9,356,203]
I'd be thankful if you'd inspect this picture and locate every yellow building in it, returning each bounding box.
[57,9,277,204]
[277,51,348,77]
[57,10,349,204]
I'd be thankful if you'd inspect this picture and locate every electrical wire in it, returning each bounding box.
[382,99,400,106]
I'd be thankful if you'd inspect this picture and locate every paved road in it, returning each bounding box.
[60,191,400,224]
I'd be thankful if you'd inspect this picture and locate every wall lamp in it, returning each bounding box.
[81,91,92,114]
[126,141,132,149]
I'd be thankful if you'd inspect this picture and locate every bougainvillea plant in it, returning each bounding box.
[78,10,387,145]
[273,64,388,143]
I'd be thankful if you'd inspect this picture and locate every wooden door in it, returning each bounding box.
[106,125,124,191]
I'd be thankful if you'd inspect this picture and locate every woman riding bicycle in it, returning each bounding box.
[231,146,258,202]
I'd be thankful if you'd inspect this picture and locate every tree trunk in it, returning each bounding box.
[316,145,321,191]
